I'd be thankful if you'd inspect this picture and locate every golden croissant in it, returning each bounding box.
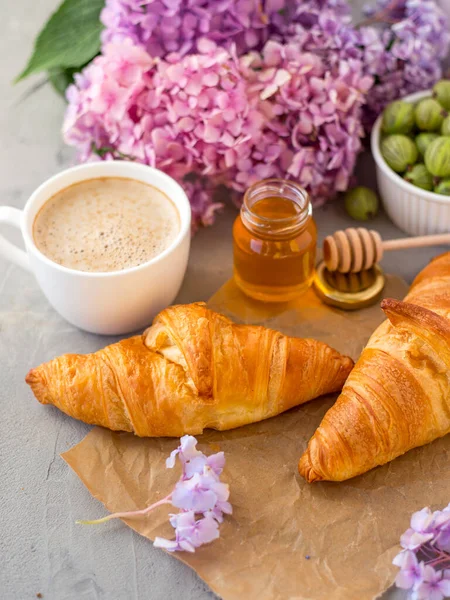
[26,302,353,437]
[299,251,450,483]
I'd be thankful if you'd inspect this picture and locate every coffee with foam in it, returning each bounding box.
[33,177,180,273]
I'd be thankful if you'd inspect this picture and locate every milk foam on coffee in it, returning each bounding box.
[33,177,180,272]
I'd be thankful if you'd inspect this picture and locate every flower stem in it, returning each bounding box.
[77,494,173,526]
[356,0,401,28]
[429,555,450,568]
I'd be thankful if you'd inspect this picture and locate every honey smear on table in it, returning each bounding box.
[233,179,317,302]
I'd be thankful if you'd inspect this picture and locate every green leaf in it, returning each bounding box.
[48,62,93,98]
[15,0,104,83]
[48,67,76,97]
[91,143,136,161]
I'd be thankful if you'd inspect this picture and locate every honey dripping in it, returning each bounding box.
[233,179,317,302]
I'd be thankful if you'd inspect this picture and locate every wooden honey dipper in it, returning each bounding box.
[323,228,450,273]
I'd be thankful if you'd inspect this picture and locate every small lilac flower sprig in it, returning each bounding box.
[393,505,450,600]
[77,436,232,553]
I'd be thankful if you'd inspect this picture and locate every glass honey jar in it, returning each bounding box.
[233,179,317,302]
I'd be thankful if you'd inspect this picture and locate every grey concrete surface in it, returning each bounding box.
[0,1,445,599]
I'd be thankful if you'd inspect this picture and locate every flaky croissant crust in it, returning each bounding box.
[299,251,450,483]
[26,302,353,437]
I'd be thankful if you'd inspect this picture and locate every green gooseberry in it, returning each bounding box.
[344,187,379,221]
[381,134,418,173]
[442,116,450,136]
[382,100,415,134]
[404,164,433,191]
[425,136,450,177]
[416,133,439,157]
[433,80,450,111]
[415,98,446,131]
[434,179,450,195]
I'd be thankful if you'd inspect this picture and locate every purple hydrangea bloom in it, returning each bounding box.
[63,33,372,217]
[100,0,264,56]
[100,0,354,57]
[360,0,450,127]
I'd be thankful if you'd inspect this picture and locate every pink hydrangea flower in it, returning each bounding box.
[62,0,449,228]
[237,40,372,204]
[63,39,266,228]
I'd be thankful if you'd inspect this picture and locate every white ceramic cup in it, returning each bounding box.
[0,161,191,335]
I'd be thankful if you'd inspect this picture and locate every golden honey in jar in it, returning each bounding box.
[233,179,317,302]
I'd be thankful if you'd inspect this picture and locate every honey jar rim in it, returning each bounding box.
[241,179,313,238]
[243,179,311,221]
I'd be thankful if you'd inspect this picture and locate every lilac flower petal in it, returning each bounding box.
[401,528,434,551]
[393,550,416,569]
[184,455,208,478]
[179,435,203,459]
[193,512,220,545]
[439,578,450,598]
[169,510,220,548]
[414,565,448,600]
[393,551,422,590]
[411,508,434,533]
[153,536,182,551]
[166,448,179,469]
[171,510,197,530]
[172,483,218,512]
[433,511,450,529]
[171,469,230,513]
[395,569,418,591]
[210,479,231,503]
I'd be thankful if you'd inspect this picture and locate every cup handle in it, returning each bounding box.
[0,206,30,272]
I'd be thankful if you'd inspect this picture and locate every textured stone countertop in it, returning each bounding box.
[0,2,446,599]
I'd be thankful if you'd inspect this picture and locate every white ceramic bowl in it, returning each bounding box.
[371,90,450,236]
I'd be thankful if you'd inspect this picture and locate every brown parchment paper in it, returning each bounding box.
[62,276,450,600]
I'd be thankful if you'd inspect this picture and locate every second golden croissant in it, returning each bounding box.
[26,302,353,437]
[299,251,450,483]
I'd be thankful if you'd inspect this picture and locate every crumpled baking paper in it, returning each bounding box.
[63,276,450,600]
